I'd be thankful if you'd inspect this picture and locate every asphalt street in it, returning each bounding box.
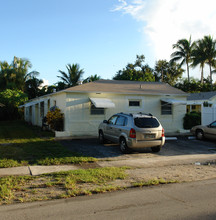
[1,178,216,220]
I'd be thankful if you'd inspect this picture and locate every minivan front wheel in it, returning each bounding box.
[99,131,105,144]
[120,138,131,154]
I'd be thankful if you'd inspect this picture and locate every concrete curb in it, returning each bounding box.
[0,154,216,177]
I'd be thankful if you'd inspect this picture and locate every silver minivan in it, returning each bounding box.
[98,112,165,153]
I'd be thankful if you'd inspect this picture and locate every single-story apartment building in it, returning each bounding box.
[22,80,188,137]
[187,92,216,113]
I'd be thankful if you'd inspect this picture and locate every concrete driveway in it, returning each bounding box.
[61,137,216,161]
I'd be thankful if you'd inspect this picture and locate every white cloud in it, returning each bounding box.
[113,0,216,63]
[40,79,49,88]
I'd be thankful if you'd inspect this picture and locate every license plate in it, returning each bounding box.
[145,134,155,138]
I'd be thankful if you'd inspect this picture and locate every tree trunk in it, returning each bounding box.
[201,66,204,84]
[187,62,190,82]
[210,65,213,91]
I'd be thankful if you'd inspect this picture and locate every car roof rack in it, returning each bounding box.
[137,112,153,116]
[119,112,153,117]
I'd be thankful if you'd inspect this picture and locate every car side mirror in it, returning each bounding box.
[103,120,108,124]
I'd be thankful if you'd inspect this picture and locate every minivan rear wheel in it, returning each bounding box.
[119,138,131,154]
[151,146,161,152]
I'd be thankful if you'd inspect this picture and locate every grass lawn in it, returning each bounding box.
[0,167,128,204]
[0,120,96,168]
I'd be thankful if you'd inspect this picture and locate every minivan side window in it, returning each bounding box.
[116,116,127,126]
[108,115,118,125]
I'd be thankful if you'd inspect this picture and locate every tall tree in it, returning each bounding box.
[154,60,184,86]
[58,63,84,87]
[113,55,155,82]
[202,35,216,89]
[0,56,37,91]
[170,36,195,82]
[24,77,44,99]
[191,39,207,84]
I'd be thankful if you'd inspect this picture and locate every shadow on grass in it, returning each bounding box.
[0,120,54,140]
[0,120,96,168]
[0,139,96,168]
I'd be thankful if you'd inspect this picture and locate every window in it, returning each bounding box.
[192,105,196,110]
[116,116,127,126]
[210,121,216,128]
[161,101,172,115]
[90,104,104,115]
[134,117,159,128]
[108,115,118,125]
[129,100,140,107]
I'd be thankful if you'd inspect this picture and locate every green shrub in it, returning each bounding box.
[46,107,64,131]
[183,111,201,129]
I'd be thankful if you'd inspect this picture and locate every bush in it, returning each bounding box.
[183,111,201,129]
[46,107,64,131]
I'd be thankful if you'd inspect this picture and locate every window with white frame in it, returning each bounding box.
[161,101,172,115]
[129,100,141,107]
[90,103,105,115]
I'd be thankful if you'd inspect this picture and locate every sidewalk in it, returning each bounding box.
[1,153,216,177]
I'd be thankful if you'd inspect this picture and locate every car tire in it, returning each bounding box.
[99,130,105,144]
[151,146,161,152]
[196,129,204,140]
[119,138,131,154]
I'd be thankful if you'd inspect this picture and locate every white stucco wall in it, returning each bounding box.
[64,92,187,136]
[24,92,66,127]
[24,91,187,136]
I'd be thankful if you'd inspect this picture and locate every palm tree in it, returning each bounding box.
[83,74,101,83]
[170,36,195,82]
[58,63,84,87]
[191,39,206,84]
[13,56,33,90]
[202,35,216,89]
[154,60,169,82]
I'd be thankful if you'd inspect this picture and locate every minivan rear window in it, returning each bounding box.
[134,117,160,128]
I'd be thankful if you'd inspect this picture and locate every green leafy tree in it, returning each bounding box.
[174,77,215,93]
[0,57,39,92]
[58,63,84,87]
[0,89,28,120]
[24,77,44,99]
[170,36,195,82]
[154,60,184,85]
[113,55,155,81]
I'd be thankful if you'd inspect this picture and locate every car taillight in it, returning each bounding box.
[129,128,136,138]
[162,128,165,137]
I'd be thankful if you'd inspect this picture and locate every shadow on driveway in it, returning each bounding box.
[60,137,216,160]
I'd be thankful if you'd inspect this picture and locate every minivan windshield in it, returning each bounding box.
[134,117,160,128]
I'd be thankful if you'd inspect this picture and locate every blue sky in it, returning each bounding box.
[1,0,216,85]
